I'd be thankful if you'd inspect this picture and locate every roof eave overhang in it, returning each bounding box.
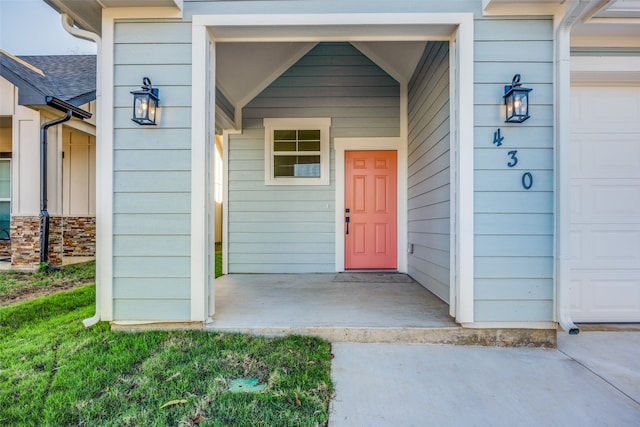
[42,0,183,36]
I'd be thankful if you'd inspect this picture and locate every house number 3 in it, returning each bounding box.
[493,129,533,190]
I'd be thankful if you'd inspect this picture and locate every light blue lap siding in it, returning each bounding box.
[228,42,400,273]
[473,18,555,323]
[407,41,451,303]
[112,21,193,321]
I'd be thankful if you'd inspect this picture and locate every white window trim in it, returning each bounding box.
[263,117,331,186]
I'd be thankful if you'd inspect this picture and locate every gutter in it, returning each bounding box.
[554,0,600,335]
[60,13,104,328]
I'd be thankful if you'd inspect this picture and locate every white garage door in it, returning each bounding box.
[570,85,640,322]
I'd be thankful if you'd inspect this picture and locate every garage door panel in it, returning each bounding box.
[570,274,640,322]
[570,225,640,268]
[571,86,640,132]
[570,84,640,322]
[571,182,640,222]
[571,134,640,178]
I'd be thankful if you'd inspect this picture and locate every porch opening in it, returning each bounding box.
[212,39,454,323]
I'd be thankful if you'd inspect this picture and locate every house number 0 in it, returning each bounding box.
[493,129,533,190]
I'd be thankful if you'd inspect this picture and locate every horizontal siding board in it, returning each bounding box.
[229,253,334,265]
[114,128,192,150]
[407,256,450,286]
[115,43,192,65]
[475,170,553,192]
[474,300,553,322]
[113,299,190,321]
[113,256,191,278]
[474,279,553,300]
[113,278,191,299]
[475,192,553,213]
[114,171,190,192]
[474,83,553,106]
[474,19,553,41]
[113,213,190,235]
[114,85,192,108]
[229,201,335,212]
[245,107,400,119]
[473,126,553,149]
[257,85,399,98]
[232,232,334,243]
[475,41,553,62]
[114,107,191,129]
[408,232,450,252]
[229,223,334,234]
[229,191,333,202]
[228,263,334,274]
[409,267,449,303]
[114,149,191,171]
[114,64,192,86]
[229,242,334,254]
[114,22,192,44]
[475,257,553,279]
[114,235,190,256]
[114,193,191,214]
[230,211,332,223]
[475,105,553,126]
[475,213,553,235]
[475,235,553,257]
[408,201,450,221]
[248,96,399,109]
[474,62,552,84]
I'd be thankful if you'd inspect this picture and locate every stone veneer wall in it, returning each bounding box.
[10,215,65,269]
[62,216,96,257]
[0,239,10,259]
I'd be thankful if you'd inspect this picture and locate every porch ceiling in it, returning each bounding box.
[216,40,429,112]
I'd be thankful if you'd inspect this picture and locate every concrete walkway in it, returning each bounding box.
[330,332,640,426]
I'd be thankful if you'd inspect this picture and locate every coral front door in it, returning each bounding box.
[345,150,397,269]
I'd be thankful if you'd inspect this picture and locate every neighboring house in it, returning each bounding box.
[0,51,97,269]
[43,0,640,334]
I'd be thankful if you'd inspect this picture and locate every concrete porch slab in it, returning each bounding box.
[206,274,556,346]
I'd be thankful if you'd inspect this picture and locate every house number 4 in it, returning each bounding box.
[493,129,533,190]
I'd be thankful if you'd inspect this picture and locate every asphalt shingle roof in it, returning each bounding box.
[0,51,96,107]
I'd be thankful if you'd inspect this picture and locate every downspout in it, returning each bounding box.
[40,108,72,268]
[60,13,103,327]
[554,0,594,335]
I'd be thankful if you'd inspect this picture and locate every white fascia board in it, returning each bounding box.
[483,1,563,16]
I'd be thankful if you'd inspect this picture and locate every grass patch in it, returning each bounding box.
[0,263,333,426]
[0,261,96,306]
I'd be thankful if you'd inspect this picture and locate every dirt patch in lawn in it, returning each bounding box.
[0,277,94,307]
[0,261,96,307]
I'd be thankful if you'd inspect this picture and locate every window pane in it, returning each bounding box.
[0,161,9,198]
[274,155,320,177]
[274,155,296,177]
[298,140,320,151]
[274,130,296,141]
[298,130,320,140]
[274,140,296,151]
[0,201,9,237]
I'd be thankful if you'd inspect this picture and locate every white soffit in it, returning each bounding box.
[216,42,316,106]
[215,40,429,108]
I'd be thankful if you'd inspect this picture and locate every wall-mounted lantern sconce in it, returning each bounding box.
[503,74,532,123]
[131,77,159,125]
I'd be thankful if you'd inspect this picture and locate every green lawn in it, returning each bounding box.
[0,256,333,426]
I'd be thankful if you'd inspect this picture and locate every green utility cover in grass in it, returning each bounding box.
[228,378,266,393]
